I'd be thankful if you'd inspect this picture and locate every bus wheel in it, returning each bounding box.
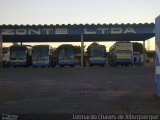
[70,65,74,67]
[51,65,55,67]
[59,65,64,68]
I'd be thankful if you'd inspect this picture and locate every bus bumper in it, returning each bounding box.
[115,59,133,64]
[89,60,106,65]
[32,61,50,67]
[10,61,27,66]
[58,60,75,65]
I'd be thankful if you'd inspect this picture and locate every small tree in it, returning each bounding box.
[87,42,99,54]
[132,42,145,54]
[74,46,81,55]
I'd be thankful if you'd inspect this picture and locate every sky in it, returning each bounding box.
[0,0,160,50]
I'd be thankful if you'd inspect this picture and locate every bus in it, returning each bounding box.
[57,44,75,67]
[32,45,54,67]
[87,43,106,67]
[10,45,32,67]
[108,42,133,66]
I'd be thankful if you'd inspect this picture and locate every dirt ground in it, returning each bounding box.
[0,65,159,115]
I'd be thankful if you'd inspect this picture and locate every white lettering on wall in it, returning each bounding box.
[1,29,14,35]
[111,27,123,34]
[84,28,96,34]
[28,28,41,35]
[15,29,27,35]
[123,27,136,33]
[41,28,53,34]
[98,28,109,34]
[0,27,137,35]
[55,28,68,34]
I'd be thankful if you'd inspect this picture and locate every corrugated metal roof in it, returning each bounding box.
[0,23,155,28]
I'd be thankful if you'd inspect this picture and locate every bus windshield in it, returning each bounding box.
[116,42,132,51]
[90,48,105,57]
[59,48,74,57]
[32,47,49,57]
[10,51,26,60]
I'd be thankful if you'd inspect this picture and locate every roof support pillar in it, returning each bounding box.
[143,41,146,65]
[81,34,84,68]
[0,36,3,68]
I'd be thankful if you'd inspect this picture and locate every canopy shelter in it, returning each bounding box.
[0,23,155,42]
[0,23,155,67]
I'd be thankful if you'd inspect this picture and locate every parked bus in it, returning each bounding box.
[32,45,54,67]
[10,45,32,67]
[108,42,133,66]
[87,43,106,67]
[57,44,75,67]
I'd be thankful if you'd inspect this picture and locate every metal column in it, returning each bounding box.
[81,34,84,68]
[143,41,146,65]
[0,36,3,68]
[155,15,160,96]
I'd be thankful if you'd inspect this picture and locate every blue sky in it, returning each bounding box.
[0,0,160,50]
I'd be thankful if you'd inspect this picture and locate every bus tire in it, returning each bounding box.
[70,65,74,67]
[51,65,55,67]
[59,65,64,68]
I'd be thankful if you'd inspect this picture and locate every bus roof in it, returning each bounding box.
[10,45,32,50]
[58,44,74,48]
[32,45,50,47]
